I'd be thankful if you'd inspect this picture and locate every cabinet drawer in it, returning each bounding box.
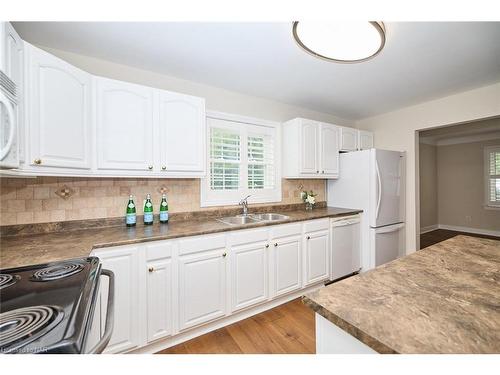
[178,234,226,255]
[144,240,174,260]
[229,228,269,246]
[304,219,329,233]
[271,223,302,239]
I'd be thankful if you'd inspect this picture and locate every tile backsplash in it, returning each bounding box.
[0,177,326,226]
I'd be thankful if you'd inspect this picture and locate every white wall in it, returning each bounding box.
[39,45,352,126]
[356,82,500,254]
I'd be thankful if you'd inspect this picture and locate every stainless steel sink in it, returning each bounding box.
[250,213,290,221]
[217,216,261,225]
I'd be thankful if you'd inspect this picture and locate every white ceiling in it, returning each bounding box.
[12,22,500,120]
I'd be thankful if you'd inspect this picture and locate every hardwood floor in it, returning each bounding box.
[157,299,315,354]
[420,229,500,249]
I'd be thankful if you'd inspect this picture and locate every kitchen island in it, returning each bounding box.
[303,235,500,354]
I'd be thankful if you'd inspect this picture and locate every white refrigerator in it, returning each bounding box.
[327,149,406,271]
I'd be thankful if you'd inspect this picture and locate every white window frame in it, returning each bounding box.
[201,111,281,207]
[484,145,500,209]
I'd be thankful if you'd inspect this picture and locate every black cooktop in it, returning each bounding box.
[0,257,101,354]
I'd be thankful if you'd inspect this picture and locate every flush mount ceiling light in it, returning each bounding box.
[292,21,386,63]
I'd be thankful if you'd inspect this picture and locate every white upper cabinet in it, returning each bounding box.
[26,44,91,169]
[358,130,374,150]
[319,123,340,176]
[96,77,155,172]
[339,127,358,152]
[282,118,339,178]
[157,90,205,175]
[300,119,318,174]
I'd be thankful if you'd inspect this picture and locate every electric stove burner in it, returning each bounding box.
[0,274,20,289]
[31,261,85,282]
[0,305,64,353]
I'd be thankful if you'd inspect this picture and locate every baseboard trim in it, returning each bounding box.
[437,224,500,238]
[420,225,439,234]
[128,282,325,354]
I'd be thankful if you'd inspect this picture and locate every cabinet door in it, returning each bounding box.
[320,123,339,176]
[273,235,302,297]
[304,230,330,286]
[178,248,227,330]
[231,241,269,312]
[145,241,173,343]
[358,130,374,150]
[300,119,318,174]
[93,245,141,353]
[158,90,205,174]
[27,44,91,169]
[339,127,358,152]
[96,77,155,171]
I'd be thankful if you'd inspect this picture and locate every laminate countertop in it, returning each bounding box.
[303,235,500,354]
[0,206,361,269]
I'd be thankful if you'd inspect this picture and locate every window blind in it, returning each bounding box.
[248,133,275,190]
[487,146,500,205]
[209,128,240,190]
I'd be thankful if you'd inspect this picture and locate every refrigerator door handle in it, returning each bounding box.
[375,223,405,234]
[375,159,382,220]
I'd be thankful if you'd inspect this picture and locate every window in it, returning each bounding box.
[202,114,281,207]
[485,145,500,208]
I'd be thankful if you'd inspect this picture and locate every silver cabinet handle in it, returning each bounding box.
[306,236,311,240]
[148,165,153,170]
[161,166,166,171]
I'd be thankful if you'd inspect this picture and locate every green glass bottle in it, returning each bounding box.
[159,193,169,224]
[143,194,154,225]
[126,195,136,227]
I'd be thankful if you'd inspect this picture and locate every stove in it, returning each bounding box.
[0,257,114,354]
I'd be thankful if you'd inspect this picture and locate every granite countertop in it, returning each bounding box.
[303,235,500,354]
[0,206,361,269]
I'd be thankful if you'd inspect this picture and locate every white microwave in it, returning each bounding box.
[0,70,19,169]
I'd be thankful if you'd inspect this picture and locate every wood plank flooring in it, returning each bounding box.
[420,229,499,249]
[157,299,315,354]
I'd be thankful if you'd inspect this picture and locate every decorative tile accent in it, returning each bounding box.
[55,185,75,200]
[0,177,326,226]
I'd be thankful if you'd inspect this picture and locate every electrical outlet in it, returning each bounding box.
[465,215,472,224]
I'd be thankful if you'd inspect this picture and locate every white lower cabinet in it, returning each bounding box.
[303,220,330,286]
[91,217,347,353]
[177,235,227,331]
[91,245,142,354]
[144,241,173,343]
[229,229,269,312]
[271,224,302,297]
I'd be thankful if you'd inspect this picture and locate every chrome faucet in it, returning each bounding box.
[239,195,251,216]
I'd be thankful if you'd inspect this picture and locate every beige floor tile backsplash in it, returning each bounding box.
[0,177,326,226]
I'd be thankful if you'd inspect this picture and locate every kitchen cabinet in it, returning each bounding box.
[95,77,155,172]
[282,118,339,178]
[270,224,302,297]
[229,228,269,312]
[178,235,227,331]
[144,241,173,343]
[339,127,358,152]
[26,43,92,169]
[157,90,205,175]
[319,123,340,176]
[303,220,330,286]
[358,130,374,150]
[91,245,142,354]
[330,215,361,281]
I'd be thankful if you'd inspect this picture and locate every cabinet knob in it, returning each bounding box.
[148,165,153,170]
[321,170,325,174]
[148,267,154,273]
[316,170,319,174]
[222,252,227,257]
[161,166,166,171]
[34,158,42,165]
[265,244,269,248]
[306,236,311,240]
[274,243,278,247]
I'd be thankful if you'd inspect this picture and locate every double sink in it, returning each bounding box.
[217,213,290,225]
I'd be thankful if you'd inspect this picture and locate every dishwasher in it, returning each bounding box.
[330,215,361,281]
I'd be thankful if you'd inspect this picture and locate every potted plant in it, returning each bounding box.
[300,190,317,211]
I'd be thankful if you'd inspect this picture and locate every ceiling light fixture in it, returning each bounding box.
[292,21,386,63]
